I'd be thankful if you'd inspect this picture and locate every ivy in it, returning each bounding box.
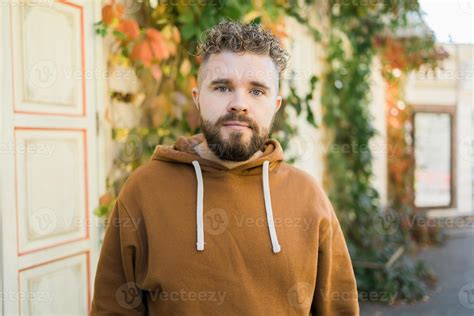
[320,0,444,303]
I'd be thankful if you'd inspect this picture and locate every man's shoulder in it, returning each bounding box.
[126,158,181,184]
[116,159,181,205]
[279,161,323,188]
[278,162,334,219]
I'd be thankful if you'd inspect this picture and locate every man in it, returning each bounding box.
[91,21,359,315]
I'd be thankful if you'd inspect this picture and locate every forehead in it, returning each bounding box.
[200,50,279,87]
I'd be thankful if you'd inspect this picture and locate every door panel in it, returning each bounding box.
[1,1,102,315]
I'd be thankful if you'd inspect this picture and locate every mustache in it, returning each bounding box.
[217,114,256,129]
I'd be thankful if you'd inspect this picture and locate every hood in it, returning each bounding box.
[151,133,285,254]
[151,133,284,176]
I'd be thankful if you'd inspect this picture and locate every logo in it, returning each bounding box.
[204,208,228,235]
[287,282,313,310]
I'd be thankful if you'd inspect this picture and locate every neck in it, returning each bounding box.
[194,140,264,169]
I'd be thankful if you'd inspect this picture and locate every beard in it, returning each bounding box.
[199,111,275,162]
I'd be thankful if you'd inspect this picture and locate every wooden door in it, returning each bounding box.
[0,1,104,315]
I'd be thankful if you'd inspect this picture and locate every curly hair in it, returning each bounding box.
[196,20,290,79]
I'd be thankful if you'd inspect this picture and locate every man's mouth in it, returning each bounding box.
[222,121,250,129]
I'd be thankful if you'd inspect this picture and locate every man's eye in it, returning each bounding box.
[250,89,264,96]
[215,86,230,92]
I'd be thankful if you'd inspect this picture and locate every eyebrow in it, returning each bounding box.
[209,78,271,91]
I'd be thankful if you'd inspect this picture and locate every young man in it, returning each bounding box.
[91,21,359,315]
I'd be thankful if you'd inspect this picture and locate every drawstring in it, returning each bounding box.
[192,161,205,251]
[191,160,281,254]
[262,161,282,253]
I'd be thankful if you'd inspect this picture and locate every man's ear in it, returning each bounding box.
[275,95,283,113]
[192,87,200,111]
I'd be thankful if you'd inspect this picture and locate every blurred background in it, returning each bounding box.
[0,0,472,315]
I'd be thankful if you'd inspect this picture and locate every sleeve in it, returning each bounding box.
[91,198,147,315]
[311,199,359,316]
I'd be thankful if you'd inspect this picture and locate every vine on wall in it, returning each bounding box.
[378,36,448,245]
[321,0,446,302]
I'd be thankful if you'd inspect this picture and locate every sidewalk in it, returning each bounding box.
[360,227,474,316]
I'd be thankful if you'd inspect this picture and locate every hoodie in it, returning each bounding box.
[91,133,359,315]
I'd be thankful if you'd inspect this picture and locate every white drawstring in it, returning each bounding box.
[191,160,281,254]
[262,160,281,253]
[192,160,205,251]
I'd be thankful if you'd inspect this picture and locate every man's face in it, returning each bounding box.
[192,50,283,162]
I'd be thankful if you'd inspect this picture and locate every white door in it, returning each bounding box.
[0,1,105,315]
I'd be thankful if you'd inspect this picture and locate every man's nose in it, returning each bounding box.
[227,89,249,114]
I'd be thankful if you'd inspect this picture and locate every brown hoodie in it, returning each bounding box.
[91,133,359,315]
